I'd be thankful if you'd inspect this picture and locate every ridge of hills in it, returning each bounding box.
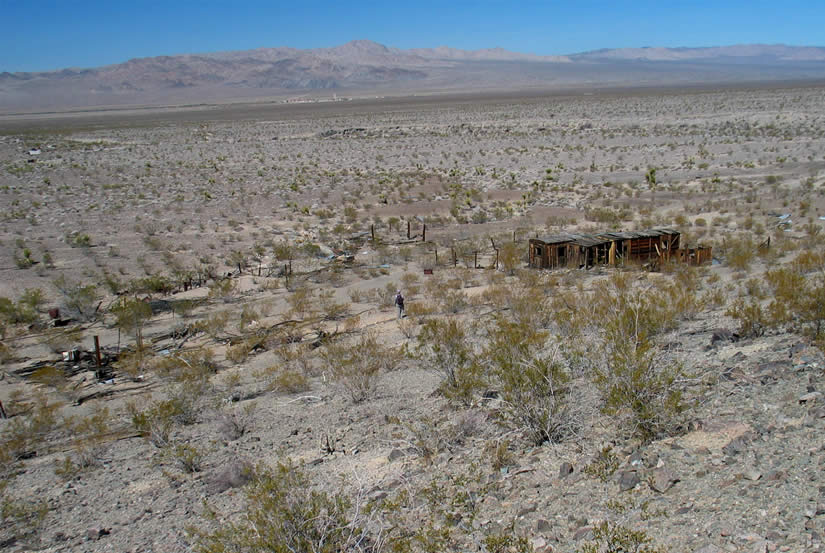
[2,40,825,111]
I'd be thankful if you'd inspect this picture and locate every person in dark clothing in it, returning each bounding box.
[394,290,405,319]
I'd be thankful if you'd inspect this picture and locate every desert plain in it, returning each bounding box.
[1,82,825,552]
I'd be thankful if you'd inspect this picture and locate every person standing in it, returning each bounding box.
[394,290,405,319]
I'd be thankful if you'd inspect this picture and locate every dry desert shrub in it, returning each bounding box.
[551,273,689,442]
[0,480,49,550]
[154,347,217,383]
[217,402,256,440]
[578,520,665,553]
[318,289,349,321]
[397,316,418,339]
[225,340,253,364]
[161,442,205,474]
[484,316,578,445]
[192,461,378,553]
[55,406,113,478]
[52,275,100,321]
[205,458,254,495]
[258,347,312,394]
[321,331,402,403]
[40,326,83,354]
[416,317,482,405]
[128,380,209,447]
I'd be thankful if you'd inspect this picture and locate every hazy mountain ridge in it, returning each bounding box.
[573,43,825,62]
[2,40,825,111]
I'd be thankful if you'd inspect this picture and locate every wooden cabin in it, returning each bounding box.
[528,233,611,269]
[596,228,681,265]
[529,228,708,269]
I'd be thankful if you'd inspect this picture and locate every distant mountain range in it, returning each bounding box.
[2,40,825,111]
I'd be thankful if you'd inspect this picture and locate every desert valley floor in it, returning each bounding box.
[1,82,825,552]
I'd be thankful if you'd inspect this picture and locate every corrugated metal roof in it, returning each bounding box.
[598,228,679,240]
[533,228,679,246]
[571,235,610,247]
[534,233,610,247]
[533,233,582,245]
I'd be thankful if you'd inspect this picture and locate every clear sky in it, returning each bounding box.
[2,0,823,72]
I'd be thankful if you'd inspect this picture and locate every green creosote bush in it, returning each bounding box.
[195,311,230,340]
[483,438,515,472]
[225,340,253,364]
[111,296,153,348]
[287,285,315,318]
[764,262,825,344]
[52,275,100,321]
[154,347,217,383]
[484,316,577,445]
[416,317,482,405]
[497,241,523,275]
[583,445,620,482]
[725,298,767,338]
[55,406,111,479]
[191,461,376,553]
[14,248,34,269]
[484,533,535,553]
[321,331,403,403]
[162,442,205,474]
[722,235,757,271]
[129,385,205,448]
[0,480,50,548]
[207,278,237,302]
[593,299,686,443]
[562,274,688,442]
[578,520,665,553]
[0,291,41,329]
[319,289,349,321]
[0,392,63,484]
[261,366,310,394]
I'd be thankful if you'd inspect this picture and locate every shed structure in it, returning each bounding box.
[529,228,707,269]
[597,228,680,265]
[528,233,611,270]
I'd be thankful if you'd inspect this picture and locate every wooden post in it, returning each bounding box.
[371,224,375,242]
[0,399,7,419]
[434,247,438,265]
[452,248,457,266]
[407,220,411,239]
[513,230,516,243]
[422,224,426,242]
[94,336,102,369]
[474,251,478,268]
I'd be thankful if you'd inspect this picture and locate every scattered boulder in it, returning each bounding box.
[722,435,750,456]
[648,468,679,493]
[85,527,110,541]
[618,470,641,492]
[799,391,823,404]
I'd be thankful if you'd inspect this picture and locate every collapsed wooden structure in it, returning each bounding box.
[528,228,712,269]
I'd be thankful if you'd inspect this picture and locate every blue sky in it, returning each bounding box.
[2,0,823,72]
